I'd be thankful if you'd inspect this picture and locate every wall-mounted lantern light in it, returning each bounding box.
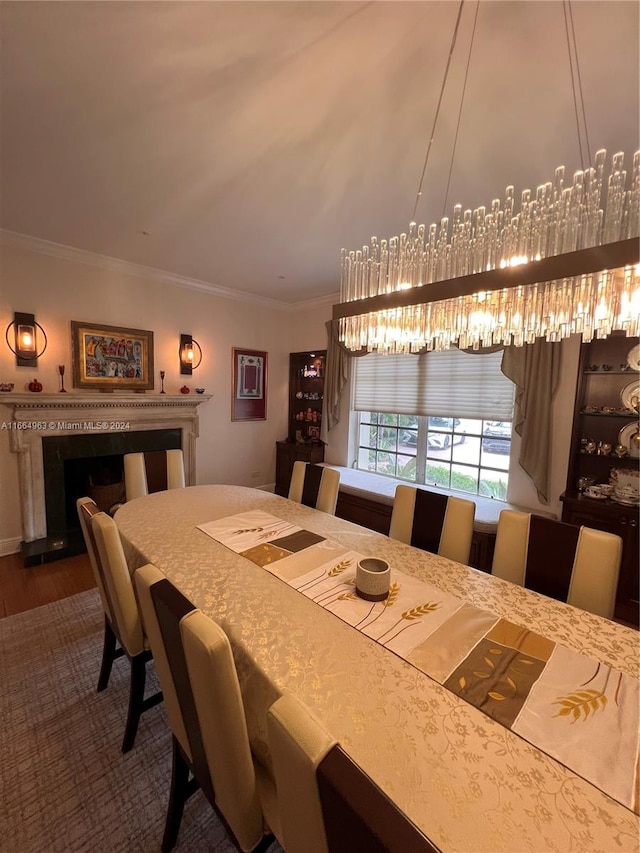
[5,312,48,366]
[179,333,202,375]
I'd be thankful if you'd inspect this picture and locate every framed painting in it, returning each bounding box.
[71,321,154,391]
[232,348,267,420]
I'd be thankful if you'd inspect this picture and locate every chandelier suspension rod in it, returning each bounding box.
[568,2,592,164]
[441,0,480,219]
[563,0,592,171]
[411,0,465,222]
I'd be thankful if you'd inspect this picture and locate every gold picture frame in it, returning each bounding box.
[71,321,154,391]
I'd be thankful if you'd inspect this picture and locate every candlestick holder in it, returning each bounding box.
[160,370,166,394]
[58,364,67,392]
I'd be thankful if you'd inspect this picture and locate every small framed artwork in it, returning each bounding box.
[232,348,267,420]
[71,321,154,391]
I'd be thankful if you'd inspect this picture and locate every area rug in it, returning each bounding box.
[0,590,282,852]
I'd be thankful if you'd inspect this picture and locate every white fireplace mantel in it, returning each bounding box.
[1,392,211,542]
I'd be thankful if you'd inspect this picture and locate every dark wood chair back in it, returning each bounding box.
[317,746,441,853]
[150,578,214,804]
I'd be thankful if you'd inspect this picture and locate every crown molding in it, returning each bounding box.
[0,229,334,311]
[290,291,339,312]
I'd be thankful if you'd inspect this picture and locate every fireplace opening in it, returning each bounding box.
[65,454,126,522]
[25,428,182,565]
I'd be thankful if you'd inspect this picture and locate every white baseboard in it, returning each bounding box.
[0,537,22,557]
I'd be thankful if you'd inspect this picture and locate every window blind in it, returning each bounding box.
[353,349,515,420]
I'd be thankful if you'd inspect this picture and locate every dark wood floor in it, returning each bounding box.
[0,551,96,618]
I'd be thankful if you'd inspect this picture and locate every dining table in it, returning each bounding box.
[114,484,640,853]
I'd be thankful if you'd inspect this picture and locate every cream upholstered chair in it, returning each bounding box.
[267,694,441,853]
[288,462,340,515]
[89,510,162,752]
[124,448,185,501]
[389,484,475,565]
[77,496,123,691]
[491,510,623,619]
[137,568,279,853]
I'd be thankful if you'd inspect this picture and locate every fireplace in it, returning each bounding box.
[3,392,210,564]
[43,428,182,539]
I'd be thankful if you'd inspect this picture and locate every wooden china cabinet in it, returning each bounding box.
[275,350,326,496]
[560,333,639,626]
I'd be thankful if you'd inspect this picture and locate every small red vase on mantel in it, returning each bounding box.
[180,385,190,394]
[28,378,43,392]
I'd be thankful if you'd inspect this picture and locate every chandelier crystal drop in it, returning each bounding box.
[337,148,640,352]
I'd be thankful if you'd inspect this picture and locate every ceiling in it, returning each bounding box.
[1,1,638,305]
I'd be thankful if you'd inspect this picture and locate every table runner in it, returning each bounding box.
[198,509,639,814]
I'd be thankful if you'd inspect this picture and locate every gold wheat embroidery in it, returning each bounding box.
[401,602,440,620]
[337,590,358,602]
[376,601,441,644]
[328,559,352,577]
[553,689,608,722]
[299,558,351,595]
[383,582,401,607]
[312,560,356,602]
[233,527,264,535]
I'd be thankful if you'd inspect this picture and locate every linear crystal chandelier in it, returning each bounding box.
[333,4,640,353]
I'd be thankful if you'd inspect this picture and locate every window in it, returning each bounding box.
[357,413,511,499]
[353,349,515,500]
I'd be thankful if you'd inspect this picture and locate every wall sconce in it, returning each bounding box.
[179,333,202,375]
[5,312,48,366]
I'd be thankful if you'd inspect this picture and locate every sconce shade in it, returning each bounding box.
[179,333,202,375]
[5,311,48,366]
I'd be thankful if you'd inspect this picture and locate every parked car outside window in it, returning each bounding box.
[427,417,465,450]
[481,421,511,454]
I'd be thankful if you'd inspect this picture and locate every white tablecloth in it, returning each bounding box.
[115,485,640,853]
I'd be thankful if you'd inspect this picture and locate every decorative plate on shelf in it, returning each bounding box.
[616,424,640,458]
[612,493,640,506]
[626,343,640,371]
[610,466,640,487]
[620,380,640,412]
